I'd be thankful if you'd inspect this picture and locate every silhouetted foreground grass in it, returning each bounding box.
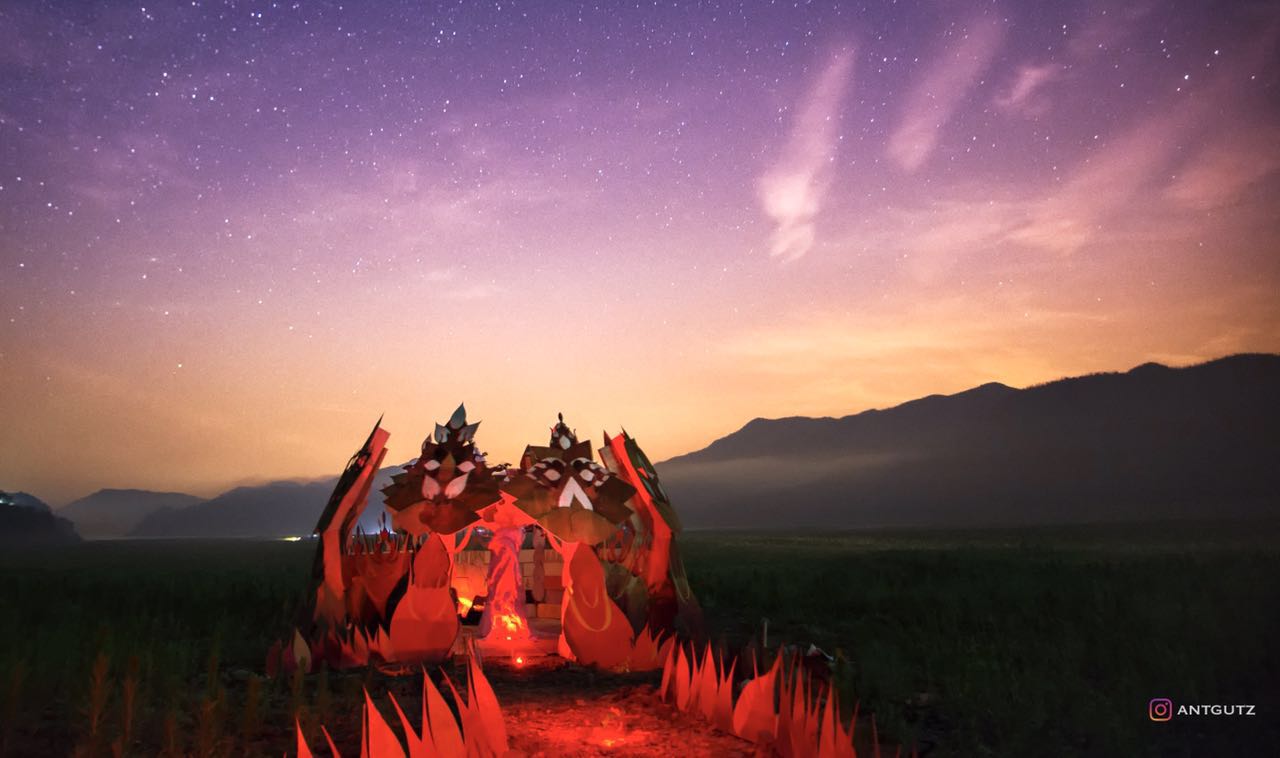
[683,522,1280,756]
[1,521,1277,756]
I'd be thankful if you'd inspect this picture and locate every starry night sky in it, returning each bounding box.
[2,1,1278,504]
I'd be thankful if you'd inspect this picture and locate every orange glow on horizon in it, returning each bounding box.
[3,1,1278,507]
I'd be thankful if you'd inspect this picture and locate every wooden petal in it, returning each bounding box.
[292,629,313,674]
[561,543,634,669]
[628,625,662,671]
[696,643,718,723]
[296,718,314,758]
[674,646,692,711]
[467,654,508,754]
[659,638,676,701]
[714,658,737,733]
[388,586,459,665]
[732,653,782,743]
[413,534,452,588]
[424,673,464,757]
[321,725,342,758]
[444,473,470,499]
[537,507,617,545]
[818,687,838,758]
[363,690,406,758]
[388,690,433,758]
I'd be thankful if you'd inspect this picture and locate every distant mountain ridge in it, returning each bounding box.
[656,354,1280,528]
[17,354,1277,538]
[59,488,205,538]
[1,491,80,545]
[129,466,402,538]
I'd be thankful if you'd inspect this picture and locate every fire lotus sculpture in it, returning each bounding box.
[273,405,701,674]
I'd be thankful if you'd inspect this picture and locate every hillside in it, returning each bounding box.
[59,489,205,538]
[119,354,1280,536]
[0,491,81,545]
[129,467,401,538]
[656,354,1280,528]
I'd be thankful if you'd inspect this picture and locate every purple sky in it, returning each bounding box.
[2,0,1278,504]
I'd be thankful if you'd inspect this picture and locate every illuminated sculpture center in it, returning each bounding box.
[282,405,700,673]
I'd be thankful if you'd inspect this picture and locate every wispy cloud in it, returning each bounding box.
[887,15,1005,172]
[757,47,855,262]
[863,22,1280,265]
[996,5,1153,118]
[1166,123,1280,210]
[1007,111,1191,254]
[860,109,1199,264]
[994,63,1062,115]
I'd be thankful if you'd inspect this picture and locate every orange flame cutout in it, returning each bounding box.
[296,640,921,758]
[298,651,509,758]
[660,642,891,758]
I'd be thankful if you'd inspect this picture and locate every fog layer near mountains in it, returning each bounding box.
[13,354,1276,539]
[59,489,205,538]
[657,355,1280,529]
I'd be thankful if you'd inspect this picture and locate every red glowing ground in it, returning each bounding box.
[495,671,759,757]
[345,657,758,757]
[310,655,902,757]
[501,685,760,756]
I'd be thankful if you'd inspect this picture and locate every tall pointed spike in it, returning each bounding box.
[424,670,463,757]
[818,683,838,758]
[467,650,508,752]
[674,644,693,711]
[321,724,342,758]
[420,666,430,748]
[363,689,406,758]
[296,718,315,758]
[387,690,427,757]
[449,404,467,429]
[713,657,736,732]
[659,639,677,701]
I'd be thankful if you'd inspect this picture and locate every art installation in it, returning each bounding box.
[270,405,702,674]
[298,642,899,758]
[297,645,510,758]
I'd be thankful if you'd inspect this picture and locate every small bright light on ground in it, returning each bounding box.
[281,536,302,542]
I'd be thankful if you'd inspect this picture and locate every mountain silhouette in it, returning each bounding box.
[115,354,1280,536]
[656,354,1280,528]
[1,490,81,545]
[59,489,205,538]
[129,466,402,538]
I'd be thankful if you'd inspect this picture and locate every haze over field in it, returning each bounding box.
[1,1,1278,505]
[660,354,1280,528]
[20,355,1276,539]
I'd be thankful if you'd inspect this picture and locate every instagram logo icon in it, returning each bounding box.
[1149,698,1173,722]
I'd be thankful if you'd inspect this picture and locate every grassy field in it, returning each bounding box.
[1,521,1278,756]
